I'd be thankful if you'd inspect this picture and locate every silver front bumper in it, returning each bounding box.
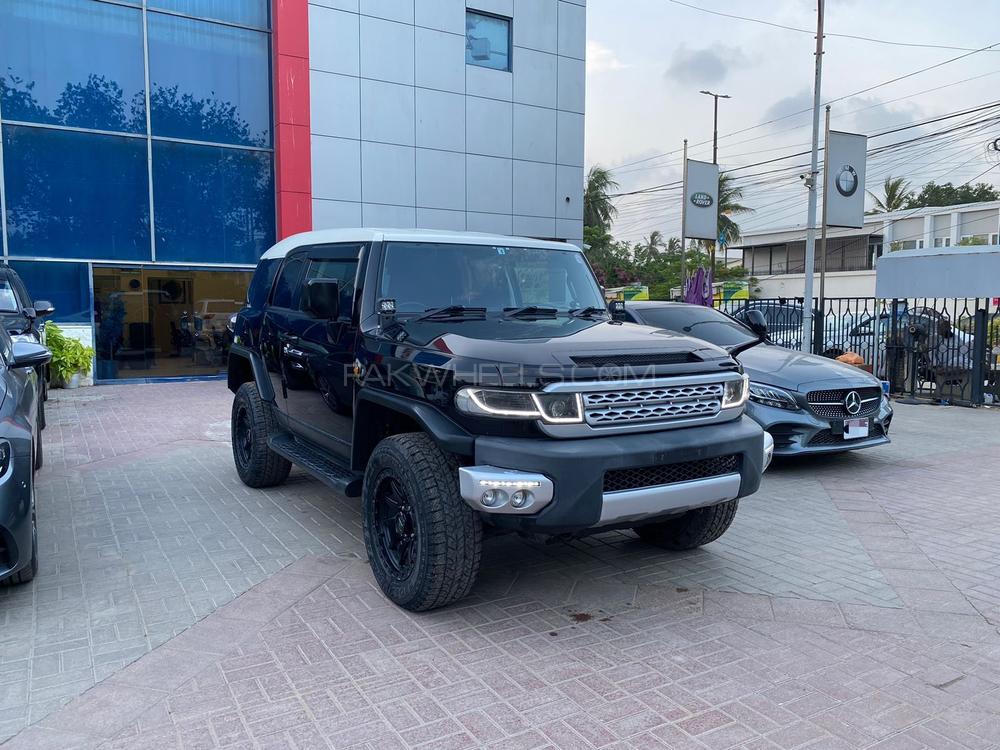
[459,463,747,526]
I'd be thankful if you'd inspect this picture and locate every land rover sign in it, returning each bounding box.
[683,159,719,240]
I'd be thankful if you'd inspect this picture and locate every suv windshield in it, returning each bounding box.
[637,306,757,349]
[378,242,605,315]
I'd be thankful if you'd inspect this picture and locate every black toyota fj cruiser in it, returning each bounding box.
[228,229,771,611]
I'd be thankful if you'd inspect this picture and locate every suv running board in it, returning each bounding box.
[268,433,363,497]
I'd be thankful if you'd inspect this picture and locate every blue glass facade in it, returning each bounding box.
[0,0,274,379]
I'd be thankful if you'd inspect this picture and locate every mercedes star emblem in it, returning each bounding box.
[835,165,859,197]
[843,390,862,415]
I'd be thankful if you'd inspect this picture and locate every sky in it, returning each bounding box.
[585,0,1000,244]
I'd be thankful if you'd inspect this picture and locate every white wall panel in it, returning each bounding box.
[556,110,584,166]
[360,15,414,84]
[557,1,586,59]
[513,104,556,163]
[415,88,465,152]
[513,160,556,217]
[467,64,512,102]
[513,48,557,108]
[415,27,466,93]
[310,0,358,12]
[311,71,361,139]
[360,0,412,24]
[416,149,466,210]
[514,215,556,238]
[555,165,584,220]
[557,55,585,114]
[414,0,465,34]
[361,142,415,206]
[417,207,466,231]
[467,97,513,158]
[468,211,513,235]
[361,78,414,145]
[310,6,360,76]
[313,198,363,229]
[467,155,513,214]
[312,136,362,202]
[362,203,417,227]
[513,0,557,53]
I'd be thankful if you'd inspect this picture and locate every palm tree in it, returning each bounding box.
[584,166,619,231]
[641,230,665,253]
[717,173,753,247]
[867,176,912,213]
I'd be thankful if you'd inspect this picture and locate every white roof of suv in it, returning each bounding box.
[260,228,581,260]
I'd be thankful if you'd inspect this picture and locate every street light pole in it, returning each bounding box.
[699,90,730,274]
[800,0,825,353]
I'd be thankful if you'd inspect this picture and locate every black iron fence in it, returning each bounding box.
[714,297,1000,407]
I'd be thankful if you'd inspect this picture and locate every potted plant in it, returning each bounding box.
[44,322,95,389]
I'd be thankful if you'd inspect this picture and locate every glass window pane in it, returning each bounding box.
[3,125,151,261]
[93,266,252,380]
[0,0,145,133]
[272,257,305,309]
[148,1,269,29]
[303,259,358,315]
[466,11,511,71]
[8,261,91,324]
[148,14,272,146]
[152,141,275,265]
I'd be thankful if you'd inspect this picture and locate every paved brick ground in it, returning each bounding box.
[2,382,1000,748]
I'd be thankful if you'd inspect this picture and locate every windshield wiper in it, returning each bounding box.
[569,306,608,319]
[503,306,558,319]
[413,305,487,322]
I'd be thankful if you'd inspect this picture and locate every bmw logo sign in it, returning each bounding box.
[690,191,714,208]
[835,165,859,197]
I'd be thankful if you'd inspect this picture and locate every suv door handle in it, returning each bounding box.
[278,333,300,343]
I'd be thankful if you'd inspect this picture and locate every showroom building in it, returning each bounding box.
[0,0,586,381]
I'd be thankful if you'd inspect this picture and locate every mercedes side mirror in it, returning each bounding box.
[11,341,52,370]
[744,308,769,340]
[303,279,340,320]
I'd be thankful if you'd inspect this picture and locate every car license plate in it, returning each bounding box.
[844,418,869,440]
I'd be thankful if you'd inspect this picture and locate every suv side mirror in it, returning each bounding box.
[33,301,55,318]
[743,308,769,339]
[608,300,626,322]
[303,279,341,320]
[11,341,52,370]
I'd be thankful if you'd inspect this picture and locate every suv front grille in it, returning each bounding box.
[808,423,884,446]
[603,455,740,493]
[584,383,724,426]
[806,387,881,419]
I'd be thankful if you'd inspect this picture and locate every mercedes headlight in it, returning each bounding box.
[748,382,799,411]
[455,388,583,423]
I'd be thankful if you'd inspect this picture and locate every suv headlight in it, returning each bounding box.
[748,382,799,411]
[455,388,583,424]
[721,374,750,409]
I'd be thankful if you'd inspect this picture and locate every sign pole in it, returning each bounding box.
[680,139,688,300]
[800,0,825,353]
[818,104,831,315]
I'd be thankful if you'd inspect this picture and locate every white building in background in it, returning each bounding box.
[734,200,1000,298]
[307,0,587,246]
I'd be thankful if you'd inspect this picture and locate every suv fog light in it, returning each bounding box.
[510,490,531,508]
[481,489,505,507]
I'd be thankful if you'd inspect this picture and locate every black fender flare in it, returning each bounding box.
[228,344,275,402]
[352,389,474,470]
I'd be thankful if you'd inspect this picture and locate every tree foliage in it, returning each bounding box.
[584,165,619,232]
[867,176,913,213]
[905,181,1000,209]
[718,173,753,246]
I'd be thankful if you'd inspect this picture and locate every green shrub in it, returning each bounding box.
[44,321,95,384]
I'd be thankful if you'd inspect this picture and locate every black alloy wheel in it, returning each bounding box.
[234,403,254,470]
[373,476,418,579]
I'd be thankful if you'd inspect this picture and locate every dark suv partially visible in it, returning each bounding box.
[0,267,54,414]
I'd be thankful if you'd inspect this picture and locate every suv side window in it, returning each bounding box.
[302,259,358,319]
[270,255,306,309]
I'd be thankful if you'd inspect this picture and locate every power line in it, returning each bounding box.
[665,0,999,53]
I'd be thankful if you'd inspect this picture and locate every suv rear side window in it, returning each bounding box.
[302,259,358,318]
[270,256,306,309]
[0,280,19,313]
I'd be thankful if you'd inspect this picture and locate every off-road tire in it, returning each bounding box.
[362,433,482,611]
[634,499,739,551]
[232,382,291,488]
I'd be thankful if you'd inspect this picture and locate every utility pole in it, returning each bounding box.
[818,104,831,311]
[680,139,688,300]
[800,0,825,353]
[700,90,730,274]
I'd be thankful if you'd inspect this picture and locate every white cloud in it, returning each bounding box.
[587,40,628,73]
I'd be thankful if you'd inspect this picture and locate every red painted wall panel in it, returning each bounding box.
[272,0,311,240]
